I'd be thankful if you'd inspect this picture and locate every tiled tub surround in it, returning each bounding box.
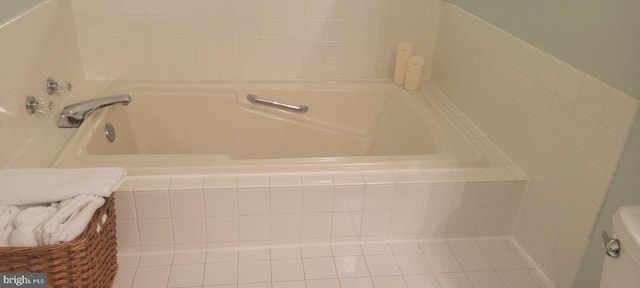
[70,0,441,80]
[431,3,640,288]
[0,0,84,168]
[115,171,525,253]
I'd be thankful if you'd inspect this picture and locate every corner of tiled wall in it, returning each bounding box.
[0,0,85,168]
[431,3,639,287]
[70,0,442,80]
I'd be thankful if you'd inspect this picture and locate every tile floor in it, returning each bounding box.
[113,237,553,288]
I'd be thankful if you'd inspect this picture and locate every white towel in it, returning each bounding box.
[39,195,105,245]
[9,206,57,247]
[0,168,126,206]
[0,206,20,246]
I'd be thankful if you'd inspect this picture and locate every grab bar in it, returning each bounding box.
[247,94,308,113]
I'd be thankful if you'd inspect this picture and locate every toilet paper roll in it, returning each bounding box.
[393,42,413,85]
[404,56,424,91]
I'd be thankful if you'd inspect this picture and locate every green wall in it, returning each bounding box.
[574,115,640,288]
[446,0,640,101]
[0,0,45,25]
[445,1,640,287]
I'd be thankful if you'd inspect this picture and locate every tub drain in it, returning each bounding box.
[104,122,116,143]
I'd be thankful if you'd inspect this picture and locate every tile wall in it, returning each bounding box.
[0,0,84,168]
[431,3,640,288]
[70,0,440,80]
[114,171,526,254]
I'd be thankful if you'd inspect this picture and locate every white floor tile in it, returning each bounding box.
[168,264,205,287]
[271,259,305,282]
[306,278,340,288]
[454,250,493,271]
[303,257,338,279]
[117,255,140,268]
[425,252,463,273]
[272,280,306,288]
[334,255,370,278]
[436,272,473,288]
[484,249,527,270]
[339,277,375,288]
[112,267,136,288]
[365,254,402,276]
[131,266,170,288]
[238,260,271,283]
[203,262,238,286]
[497,269,540,288]
[395,253,432,274]
[238,283,272,288]
[372,275,408,288]
[404,274,441,288]
[466,271,507,288]
[512,248,537,268]
[528,269,554,288]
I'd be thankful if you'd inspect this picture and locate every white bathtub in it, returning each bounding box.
[52,80,486,175]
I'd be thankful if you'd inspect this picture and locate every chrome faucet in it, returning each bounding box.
[58,94,131,128]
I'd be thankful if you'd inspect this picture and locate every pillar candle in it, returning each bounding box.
[393,42,413,85]
[404,56,424,91]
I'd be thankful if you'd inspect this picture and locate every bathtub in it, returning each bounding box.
[52,80,486,175]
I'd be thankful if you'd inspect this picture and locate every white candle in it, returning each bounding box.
[404,56,424,91]
[393,42,413,85]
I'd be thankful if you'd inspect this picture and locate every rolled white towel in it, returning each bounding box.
[40,195,105,245]
[53,197,105,244]
[0,167,126,206]
[0,206,20,247]
[13,206,57,228]
[38,195,93,245]
[9,206,57,247]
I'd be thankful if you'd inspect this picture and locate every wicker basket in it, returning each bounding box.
[0,196,118,288]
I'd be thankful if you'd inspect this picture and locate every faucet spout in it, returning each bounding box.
[58,94,131,128]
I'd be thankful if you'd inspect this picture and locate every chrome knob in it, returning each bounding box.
[602,231,620,258]
[46,77,72,95]
[25,95,53,114]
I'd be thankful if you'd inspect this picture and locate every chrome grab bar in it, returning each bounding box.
[247,94,308,113]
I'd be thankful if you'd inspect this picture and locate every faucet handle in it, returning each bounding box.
[26,95,54,114]
[46,77,72,95]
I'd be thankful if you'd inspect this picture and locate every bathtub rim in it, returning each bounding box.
[50,79,489,176]
[55,152,487,176]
